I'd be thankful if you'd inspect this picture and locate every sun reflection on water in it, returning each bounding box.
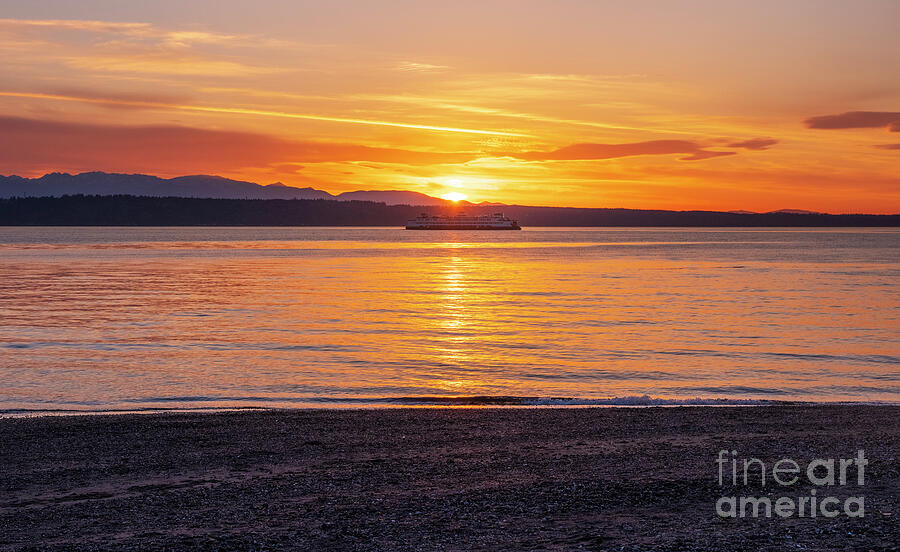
[1,227,898,410]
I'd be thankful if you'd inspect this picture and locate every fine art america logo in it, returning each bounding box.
[715,450,867,519]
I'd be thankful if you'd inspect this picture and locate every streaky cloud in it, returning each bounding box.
[0,91,527,137]
[874,143,900,150]
[507,140,739,162]
[679,150,737,161]
[0,18,237,45]
[0,18,153,33]
[727,138,779,150]
[0,116,472,176]
[48,88,192,110]
[805,111,900,131]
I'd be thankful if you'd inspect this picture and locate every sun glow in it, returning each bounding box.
[441,191,468,202]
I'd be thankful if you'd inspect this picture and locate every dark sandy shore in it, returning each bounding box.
[1,406,898,551]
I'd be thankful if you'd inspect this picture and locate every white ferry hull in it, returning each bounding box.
[405,224,521,230]
[405,212,521,230]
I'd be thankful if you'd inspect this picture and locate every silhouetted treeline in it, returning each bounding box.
[1,195,898,226]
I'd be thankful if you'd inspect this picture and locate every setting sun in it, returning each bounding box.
[441,191,468,202]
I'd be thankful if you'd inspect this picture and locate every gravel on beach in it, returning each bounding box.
[1,406,898,551]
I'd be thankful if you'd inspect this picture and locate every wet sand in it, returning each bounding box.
[1,406,898,551]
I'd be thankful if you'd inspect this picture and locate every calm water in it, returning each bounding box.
[1,227,898,412]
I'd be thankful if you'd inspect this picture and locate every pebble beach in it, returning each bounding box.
[2,406,898,551]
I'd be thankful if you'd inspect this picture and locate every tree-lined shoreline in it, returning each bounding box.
[2,195,898,226]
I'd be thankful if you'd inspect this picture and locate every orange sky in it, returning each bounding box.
[0,1,898,213]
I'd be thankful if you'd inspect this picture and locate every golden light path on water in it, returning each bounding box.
[0,227,898,411]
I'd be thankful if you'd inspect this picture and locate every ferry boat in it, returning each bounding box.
[405,212,521,230]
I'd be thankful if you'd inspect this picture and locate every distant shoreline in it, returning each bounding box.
[2,195,899,226]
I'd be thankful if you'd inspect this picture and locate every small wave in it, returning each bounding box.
[762,352,900,365]
[463,395,785,406]
[0,406,268,417]
[1,395,797,415]
[669,385,793,396]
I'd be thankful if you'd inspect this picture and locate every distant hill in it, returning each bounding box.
[0,172,333,200]
[0,172,447,205]
[766,209,823,215]
[335,190,440,206]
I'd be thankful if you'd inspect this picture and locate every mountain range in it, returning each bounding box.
[0,172,448,206]
[0,172,878,217]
